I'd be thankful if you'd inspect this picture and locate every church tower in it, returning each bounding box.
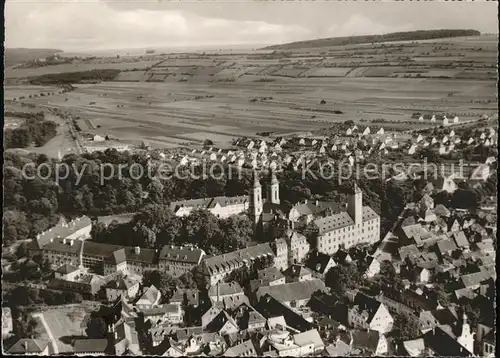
[347,183,363,225]
[269,171,280,205]
[457,313,474,354]
[251,171,263,224]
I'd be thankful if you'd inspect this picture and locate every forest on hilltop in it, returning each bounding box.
[263,29,481,50]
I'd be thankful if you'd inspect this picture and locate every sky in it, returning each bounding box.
[5,0,499,51]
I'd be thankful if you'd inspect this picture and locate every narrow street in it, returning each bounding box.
[32,312,59,355]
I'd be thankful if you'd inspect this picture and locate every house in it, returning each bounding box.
[54,263,81,281]
[73,339,109,355]
[205,310,239,335]
[452,231,469,249]
[112,319,140,355]
[482,330,496,357]
[105,277,140,302]
[257,267,286,286]
[2,307,13,339]
[199,243,275,285]
[283,265,314,282]
[229,302,267,332]
[209,282,248,310]
[280,229,311,265]
[345,329,389,355]
[293,329,325,355]
[333,250,353,265]
[347,293,394,333]
[29,216,92,257]
[169,196,249,219]
[305,251,336,277]
[255,295,313,333]
[141,304,184,324]
[6,338,50,355]
[224,339,257,357]
[158,245,205,277]
[414,266,431,284]
[425,315,474,355]
[135,285,161,308]
[170,288,200,307]
[418,306,459,333]
[256,279,326,309]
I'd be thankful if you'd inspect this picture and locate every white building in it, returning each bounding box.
[314,184,380,255]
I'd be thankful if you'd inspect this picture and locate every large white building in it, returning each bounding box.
[314,184,380,255]
[169,196,249,219]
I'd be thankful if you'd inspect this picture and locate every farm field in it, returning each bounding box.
[3,34,497,150]
[4,60,161,79]
[35,304,98,353]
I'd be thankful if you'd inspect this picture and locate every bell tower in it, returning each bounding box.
[457,313,474,354]
[251,171,263,224]
[269,171,280,205]
[347,183,363,224]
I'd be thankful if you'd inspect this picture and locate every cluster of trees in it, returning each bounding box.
[29,69,121,85]
[4,111,45,121]
[3,285,83,307]
[4,150,415,249]
[4,117,57,149]
[92,205,254,255]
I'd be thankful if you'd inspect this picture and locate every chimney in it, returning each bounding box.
[134,246,140,255]
[315,200,319,206]
[23,341,28,351]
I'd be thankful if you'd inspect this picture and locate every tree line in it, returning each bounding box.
[4,115,58,149]
[2,149,428,247]
[91,205,254,256]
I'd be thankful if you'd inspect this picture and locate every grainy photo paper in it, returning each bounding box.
[2,0,498,356]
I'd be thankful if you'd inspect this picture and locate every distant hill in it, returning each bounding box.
[4,48,63,67]
[262,29,481,50]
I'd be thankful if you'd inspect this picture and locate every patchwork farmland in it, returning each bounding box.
[4,35,497,150]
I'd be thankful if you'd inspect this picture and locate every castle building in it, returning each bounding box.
[314,184,380,255]
[273,228,311,271]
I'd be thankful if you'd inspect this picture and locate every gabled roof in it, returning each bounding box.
[452,231,469,248]
[256,279,326,303]
[73,338,109,353]
[351,293,384,323]
[34,216,92,248]
[314,212,354,234]
[305,251,335,274]
[224,339,257,357]
[209,282,244,298]
[105,277,138,291]
[436,239,458,255]
[422,326,471,356]
[203,243,274,274]
[159,245,205,264]
[433,204,451,217]
[137,285,161,306]
[293,329,324,348]
[350,329,382,353]
[7,338,49,354]
[170,288,200,306]
[257,267,285,282]
[56,263,80,274]
[284,264,313,280]
[206,310,238,333]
